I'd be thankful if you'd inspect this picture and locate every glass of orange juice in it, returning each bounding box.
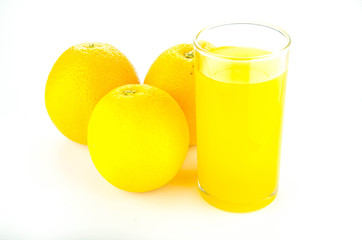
[194,23,291,212]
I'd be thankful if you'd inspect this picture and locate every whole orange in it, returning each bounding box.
[45,43,139,144]
[144,43,213,145]
[88,84,189,192]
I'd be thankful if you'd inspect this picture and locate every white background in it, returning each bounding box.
[1,0,362,239]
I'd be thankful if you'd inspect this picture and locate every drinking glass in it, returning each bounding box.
[194,23,291,212]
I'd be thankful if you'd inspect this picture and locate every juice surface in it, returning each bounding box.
[196,46,287,212]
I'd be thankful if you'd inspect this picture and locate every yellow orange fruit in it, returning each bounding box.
[45,42,139,144]
[144,43,213,145]
[88,84,189,192]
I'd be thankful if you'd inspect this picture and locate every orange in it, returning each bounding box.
[45,42,139,144]
[144,43,213,145]
[88,84,189,192]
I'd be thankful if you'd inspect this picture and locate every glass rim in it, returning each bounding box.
[193,22,291,61]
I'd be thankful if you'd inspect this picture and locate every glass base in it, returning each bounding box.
[198,182,277,213]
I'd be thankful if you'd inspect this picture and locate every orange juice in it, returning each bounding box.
[196,46,287,212]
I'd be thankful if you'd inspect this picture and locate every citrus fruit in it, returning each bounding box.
[88,84,189,192]
[144,43,213,145]
[45,42,139,144]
